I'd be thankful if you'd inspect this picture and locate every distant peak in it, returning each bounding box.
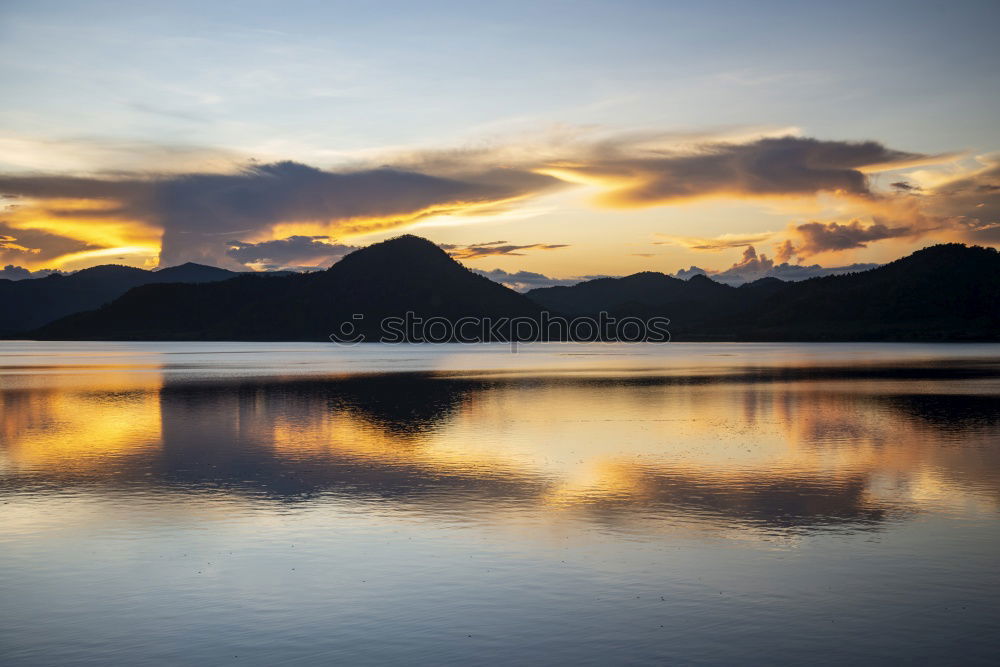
[740,276,786,289]
[157,262,223,271]
[381,234,442,250]
[332,235,451,263]
[321,234,473,282]
[74,264,148,275]
[912,242,968,254]
[687,274,718,284]
[886,243,996,270]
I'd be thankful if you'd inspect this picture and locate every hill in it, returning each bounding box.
[0,262,243,335]
[18,240,1000,342]
[527,243,1000,341]
[30,235,542,341]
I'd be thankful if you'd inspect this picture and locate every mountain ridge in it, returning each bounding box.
[28,235,542,341]
[528,243,999,341]
[0,261,309,335]
[11,239,1000,342]
[0,262,252,334]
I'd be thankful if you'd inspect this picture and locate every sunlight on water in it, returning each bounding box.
[1,342,999,665]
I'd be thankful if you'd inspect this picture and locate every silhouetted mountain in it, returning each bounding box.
[527,272,687,315]
[0,262,244,334]
[527,243,1000,341]
[154,262,239,283]
[16,240,1000,342]
[725,243,1000,340]
[29,235,542,341]
[739,276,787,293]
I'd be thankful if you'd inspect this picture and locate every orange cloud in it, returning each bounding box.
[440,240,570,260]
[1,197,160,269]
[0,162,562,268]
[654,232,775,251]
[0,132,988,271]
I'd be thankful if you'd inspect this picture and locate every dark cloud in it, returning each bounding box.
[0,222,98,263]
[774,239,797,263]
[440,241,569,259]
[153,162,560,266]
[553,136,940,206]
[675,245,879,285]
[0,133,979,268]
[0,174,151,201]
[926,161,1000,243]
[471,267,608,292]
[0,264,61,280]
[786,219,918,256]
[935,163,1000,198]
[674,158,1000,261]
[637,145,996,259]
[0,161,562,267]
[964,221,1000,243]
[226,235,358,268]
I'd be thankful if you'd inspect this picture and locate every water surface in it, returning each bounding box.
[2,342,999,665]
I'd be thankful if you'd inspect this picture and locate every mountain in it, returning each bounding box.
[153,262,240,283]
[17,240,1000,342]
[724,243,1000,340]
[0,262,245,335]
[527,272,688,315]
[526,243,1000,341]
[29,235,542,341]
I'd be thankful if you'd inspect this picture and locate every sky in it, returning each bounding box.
[1,0,998,284]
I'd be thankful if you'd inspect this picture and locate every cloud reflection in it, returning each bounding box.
[1,367,998,535]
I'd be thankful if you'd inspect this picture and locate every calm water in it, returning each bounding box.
[1,342,999,665]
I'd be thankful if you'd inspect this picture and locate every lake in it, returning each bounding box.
[1,341,999,665]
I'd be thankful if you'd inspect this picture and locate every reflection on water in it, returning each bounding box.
[1,342,999,665]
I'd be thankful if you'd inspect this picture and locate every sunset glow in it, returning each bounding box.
[0,2,995,281]
[2,4,999,664]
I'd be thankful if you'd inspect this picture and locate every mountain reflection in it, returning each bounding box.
[2,366,999,534]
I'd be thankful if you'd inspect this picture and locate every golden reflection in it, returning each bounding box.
[1,369,998,530]
[1,389,160,470]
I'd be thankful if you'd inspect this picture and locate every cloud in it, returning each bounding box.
[544,136,948,207]
[226,235,358,268]
[674,245,879,285]
[0,134,244,174]
[654,232,775,250]
[783,219,919,257]
[0,264,61,280]
[440,241,569,259]
[246,264,327,273]
[0,130,981,269]
[662,154,1000,261]
[890,181,920,192]
[0,160,563,268]
[472,267,608,291]
[923,157,1000,243]
[0,221,99,263]
[630,139,994,258]
[933,159,1000,199]
[774,239,797,263]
